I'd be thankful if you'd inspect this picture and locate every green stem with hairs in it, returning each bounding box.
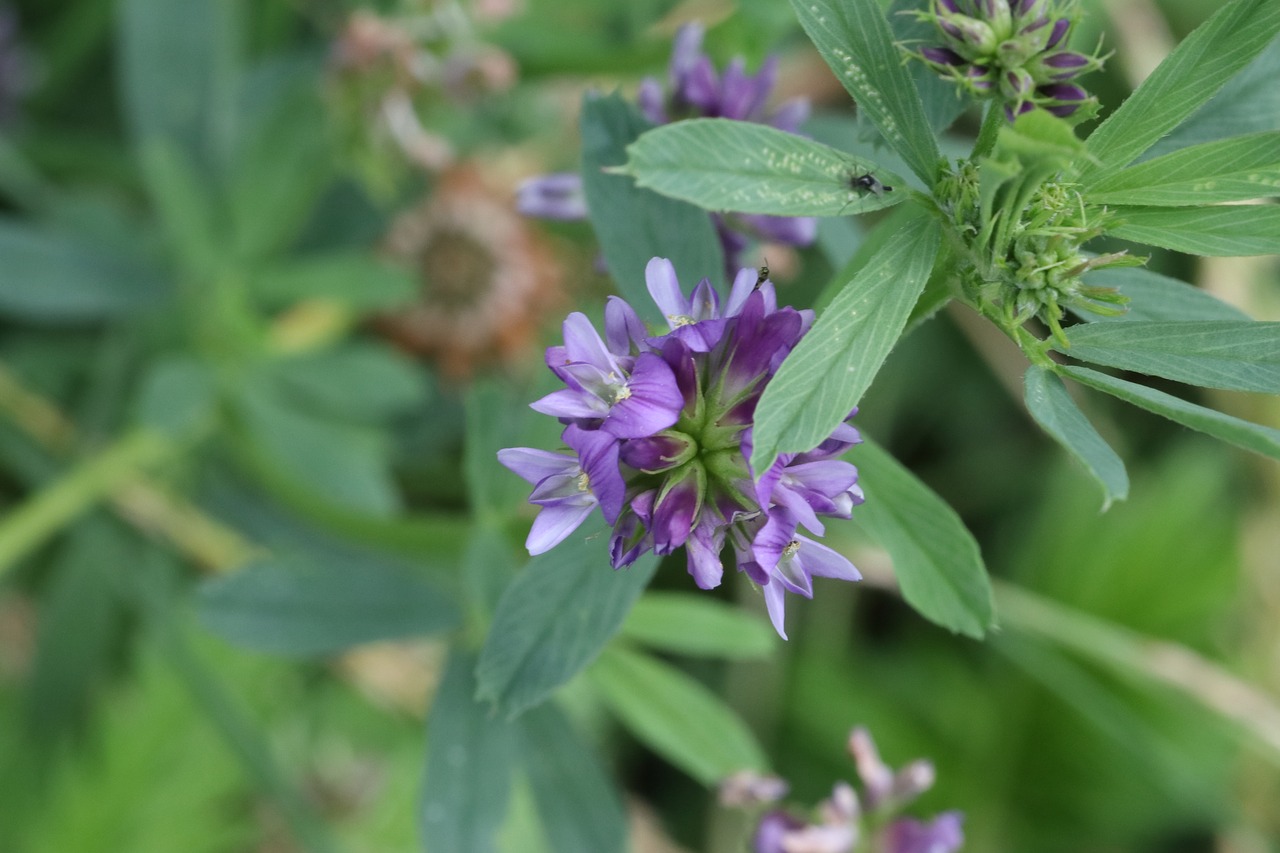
[971,100,1005,160]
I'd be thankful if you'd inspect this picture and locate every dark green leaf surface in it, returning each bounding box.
[1077,266,1250,323]
[1060,321,1280,394]
[228,81,331,262]
[26,520,128,744]
[118,0,239,176]
[1024,366,1129,510]
[236,380,401,516]
[588,645,768,784]
[1063,366,1280,461]
[1108,204,1280,256]
[196,555,461,656]
[852,440,995,637]
[420,650,516,853]
[1085,132,1280,206]
[0,220,168,321]
[134,357,219,437]
[619,593,776,660]
[252,253,419,311]
[623,119,904,217]
[751,215,940,474]
[789,0,942,184]
[269,344,427,424]
[475,526,657,717]
[518,703,626,853]
[580,93,724,321]
[1083,0,1280,176]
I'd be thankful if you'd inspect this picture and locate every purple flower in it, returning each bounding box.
[912,0,1104,120]
[515,171,588,220]
[498,425,624,554]
[500,257,863,638]
[730,728,965,853]
[518,24,816,274]
[884,813,965,853]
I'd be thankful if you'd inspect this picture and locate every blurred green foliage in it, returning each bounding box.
[0,0,1278,851]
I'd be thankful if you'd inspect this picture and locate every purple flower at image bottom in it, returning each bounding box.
[500,258,863,638]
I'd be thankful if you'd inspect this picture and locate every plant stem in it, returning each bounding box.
[0,430,179,575]
[971,101,1004,160]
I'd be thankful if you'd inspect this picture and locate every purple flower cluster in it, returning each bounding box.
[517,23,816,274]
[913,0,1104,121]
[499,258,862,638]
[721,728,964,853]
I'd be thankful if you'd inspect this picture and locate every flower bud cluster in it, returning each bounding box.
[912,0,1105,121]
[721,728,964,853]
[500,258,864,639]
[937,161,1133,341]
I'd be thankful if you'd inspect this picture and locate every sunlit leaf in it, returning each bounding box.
[1107,204,1280,256]
[1076,266,1251,323]
[1085,132,1280,206]
[788,0,942,184]
[852,439,995,638]
[1063,366,1280,461]
[1082,0,1280,176]
[588,645,768,784]
[1060,320,1280,394]
[1024,366,1129,510]
[751,215,940,474]
[622,119,904,217]
[620,593,776,660]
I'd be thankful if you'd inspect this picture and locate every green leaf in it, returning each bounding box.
[464,377,561,522]
[196,554,461,656]
[138,141,223,277]
[0,219,169,321]
[622,119,905,217]
[228,79,332,263]
[475,525,657,717]
[1062,366,1280,461]
[1085,132,1280,206]
[1077,266,1250,323]
[421,649,517,853]
[1107,204,1280,256]
[269,344,427,424]
[1024,366,1129,510]
[788,0,942,185]
[1145,39,1280,157]
[26,519,128,744]
[852,439,995,637]
[134,357,219,437]
[252,252,419,311]
[751,215,940,474]
[619,593,776,659]
[588,645,768,784]
[1059,320,1280,394]
[517,703,626,853]
[117,0,239,176]
[236,379,401,516]
[1082,0,1280,176]
[580,93,724,322]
